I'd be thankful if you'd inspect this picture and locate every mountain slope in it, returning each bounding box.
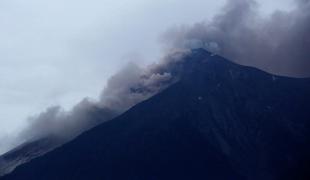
[0,137,62,177]
[2,49,310,180]
[0,105,118,177]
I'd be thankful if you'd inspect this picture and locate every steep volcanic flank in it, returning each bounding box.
[0,137,62,177]
[2,49,310,180]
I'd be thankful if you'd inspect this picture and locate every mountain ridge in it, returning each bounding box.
[2,49,310,180]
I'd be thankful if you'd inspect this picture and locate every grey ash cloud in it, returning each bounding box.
[163,0,310,77]
[3,0,309,154]
[15,50,189,147]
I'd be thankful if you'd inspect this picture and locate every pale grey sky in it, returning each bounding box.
[0,0,292,154]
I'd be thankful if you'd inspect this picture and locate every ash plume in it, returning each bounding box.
[163,0,310,77]
[4,0,309,155]
[12,50,189,149]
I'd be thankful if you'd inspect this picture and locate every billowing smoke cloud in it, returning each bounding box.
[162,0,310,77]
[0,49,190,176]
[4,0,309,155]
[11,50,189,150]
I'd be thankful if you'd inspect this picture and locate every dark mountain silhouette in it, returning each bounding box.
[0,105,118,177]
[2,49,310,180]
[0,137,62,177]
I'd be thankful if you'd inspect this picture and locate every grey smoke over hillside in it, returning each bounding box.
[13,50,189,148]
[163,0,310,77]
[4,0,309,154]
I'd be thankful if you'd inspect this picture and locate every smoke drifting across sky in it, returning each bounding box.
[1,0,309,155]
[0,0,227,155]
[163,0,310,77]
[6,50,189,154]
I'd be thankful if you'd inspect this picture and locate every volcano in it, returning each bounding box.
[2,49,310,180]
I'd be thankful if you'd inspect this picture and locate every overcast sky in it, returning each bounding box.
[0,0,293,154]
